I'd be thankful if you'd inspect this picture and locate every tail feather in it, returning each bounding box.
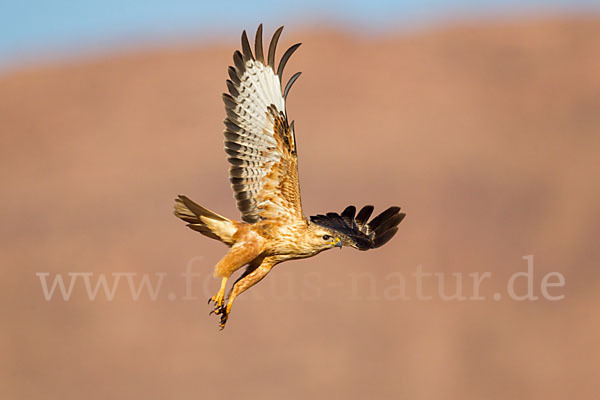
[174,195,237,245]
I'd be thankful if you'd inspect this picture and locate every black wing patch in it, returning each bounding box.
[310,205,405,250]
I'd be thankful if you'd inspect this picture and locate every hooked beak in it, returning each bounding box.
[333,237,342,249]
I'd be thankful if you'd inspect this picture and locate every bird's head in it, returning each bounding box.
[305,224,343,252]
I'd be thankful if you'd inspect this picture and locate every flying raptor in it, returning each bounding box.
[174,25,405,329]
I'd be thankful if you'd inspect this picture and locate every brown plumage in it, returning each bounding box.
[174,25,406,329]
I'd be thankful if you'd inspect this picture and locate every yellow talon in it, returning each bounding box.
[218,302,234,329]
[209,277,228,307]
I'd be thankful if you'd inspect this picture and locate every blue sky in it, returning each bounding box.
[0,0,598,68]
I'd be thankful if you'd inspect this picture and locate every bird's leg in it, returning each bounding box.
[208,243,262,317]
[208,277,228,308]
[218,260,275,329]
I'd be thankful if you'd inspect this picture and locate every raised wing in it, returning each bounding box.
[310,206,406,250]
[223,25,304,224]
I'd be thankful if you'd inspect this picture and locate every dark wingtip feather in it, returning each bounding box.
[255,24,264,63]
[355,205,374,230]
[226,80,239,97]
[373,227,399,248]
[228,66,240,85]
[277,43,301,79]
[241,30,254,61]
[373,212,405,235]
[222,93,236,108]
[233,50,245,74]
[341,206,356,225]
[283,71,302,100]
[368,206,401,231]
[268,26,284,69]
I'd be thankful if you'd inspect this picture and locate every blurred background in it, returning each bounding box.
[2,1,599,399]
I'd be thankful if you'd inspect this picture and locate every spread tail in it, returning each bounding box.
[174,195,237,246]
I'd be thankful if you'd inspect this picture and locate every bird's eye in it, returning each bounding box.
[322,235,331,240]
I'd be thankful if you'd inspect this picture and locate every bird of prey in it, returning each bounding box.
[174,25,405,329]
